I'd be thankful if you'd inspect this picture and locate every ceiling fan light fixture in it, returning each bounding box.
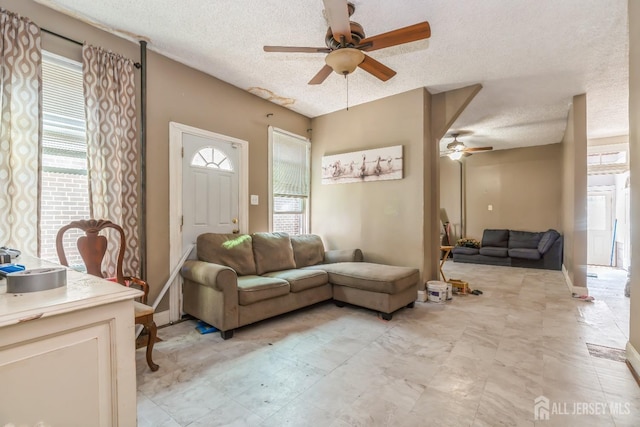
[325,48,365,75]
[448,151,464,161]
[446,135,464,151]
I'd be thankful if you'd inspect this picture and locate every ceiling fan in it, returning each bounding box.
[263,0,431,85]
[441,133,493,160]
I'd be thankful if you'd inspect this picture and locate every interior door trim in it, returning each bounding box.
[169,122,249,321]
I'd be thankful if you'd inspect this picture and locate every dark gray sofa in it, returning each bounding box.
[452,229,563,270]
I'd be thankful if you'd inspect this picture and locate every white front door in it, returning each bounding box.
[587,190,614,266]
[168,122,248,323]
[182,133,240,249]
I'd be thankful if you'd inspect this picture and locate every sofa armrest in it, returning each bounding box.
[540,236,563,270]
[324,249,364,264]
[181,260,238,292]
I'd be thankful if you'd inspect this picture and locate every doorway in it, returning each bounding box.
[168,122,249,322]
[587,188,614,266]
[182,133,241,249]
[586,141,629,307]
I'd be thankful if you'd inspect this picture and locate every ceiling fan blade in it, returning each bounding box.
[463,146,493,153]
[308,64,334,85]
[264,46,331,53]
[323,0,353,45]
[358,54,396,81]
[359,21,431,52]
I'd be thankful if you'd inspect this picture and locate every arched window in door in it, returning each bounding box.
[191,146,234,171]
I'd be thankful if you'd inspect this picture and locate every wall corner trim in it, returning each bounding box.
[625,342,640,383]
[430,83,483,141]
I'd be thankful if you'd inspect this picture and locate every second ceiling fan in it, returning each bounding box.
[263,0,431,85]
[442,133,493,160]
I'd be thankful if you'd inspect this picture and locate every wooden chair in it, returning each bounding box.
[56,219,159,372]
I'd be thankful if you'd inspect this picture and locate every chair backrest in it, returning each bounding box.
[56,219,126,285]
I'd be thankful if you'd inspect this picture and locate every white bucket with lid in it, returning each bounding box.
[446,282,453,300]
[426,281,448,304]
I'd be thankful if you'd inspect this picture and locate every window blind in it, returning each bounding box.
[42,51,87,170]
[272,130,310,197]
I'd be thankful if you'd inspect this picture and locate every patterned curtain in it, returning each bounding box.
[0,9,42,256]
[82,44,139,277]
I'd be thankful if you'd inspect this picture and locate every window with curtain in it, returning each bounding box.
[39,50,90,266]
[269,127,310,234]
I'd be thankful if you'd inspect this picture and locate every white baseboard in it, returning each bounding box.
[562,264,573,292]
[626,342,640,376]
[154,309,171,327]
[562,264,589,295]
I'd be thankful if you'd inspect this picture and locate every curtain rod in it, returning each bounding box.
[41,27,142,69]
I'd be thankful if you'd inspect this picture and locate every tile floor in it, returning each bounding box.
[136,263,640,426]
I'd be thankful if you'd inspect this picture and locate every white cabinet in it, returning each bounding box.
[0,257,141,426]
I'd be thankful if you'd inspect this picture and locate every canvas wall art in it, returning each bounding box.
[321,145,403,184]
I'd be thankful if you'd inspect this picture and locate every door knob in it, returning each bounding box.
[232,218,238,224]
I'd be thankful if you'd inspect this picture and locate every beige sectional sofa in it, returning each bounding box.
[181,232,419,339]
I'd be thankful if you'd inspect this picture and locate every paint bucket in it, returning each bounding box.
[426,281,448,304]
[446,282,453,300]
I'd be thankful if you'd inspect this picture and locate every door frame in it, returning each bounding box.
[169,122,249,321]
[587,185,616,266]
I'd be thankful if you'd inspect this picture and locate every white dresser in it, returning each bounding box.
[0,256,142,426]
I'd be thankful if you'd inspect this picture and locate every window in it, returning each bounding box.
[269,127,310,234]
[40,51,89,267]
[191,147,234,171]
[587,143,629,175]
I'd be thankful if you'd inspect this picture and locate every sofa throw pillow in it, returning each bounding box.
[290,234,325,268]
[538,229,561,254]
[481,229,509,248]
[197,233,256,276]
[252,232,297,275]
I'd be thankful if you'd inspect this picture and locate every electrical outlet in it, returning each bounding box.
[250,195,259,205]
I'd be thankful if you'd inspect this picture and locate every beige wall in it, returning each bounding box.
[462,144,563,240]
[9,0,311,304]
[628,0,640,362]
[310,85,480,285]
[310,89,427,273]
[439,157,463,244]
[561,94,588,290]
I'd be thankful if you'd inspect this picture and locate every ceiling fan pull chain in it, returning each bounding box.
[346,74,349,111]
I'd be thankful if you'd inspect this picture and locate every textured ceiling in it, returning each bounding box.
[35,0,629,152]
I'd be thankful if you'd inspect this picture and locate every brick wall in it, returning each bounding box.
[40,171,90,268]
[273,213,304,235]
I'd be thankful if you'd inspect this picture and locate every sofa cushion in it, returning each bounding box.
[263,269,328,293]
[237,275,290,305]
[197,233,256,276]
[508,248,541,260]
[290,234,325,268]
[479,247,509,257]
[538,229,561,254]
[251,232,297,275]
[306,262,418,294]
[481,229,509,248]
[452,246,480,255]
[508,230,543,249]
